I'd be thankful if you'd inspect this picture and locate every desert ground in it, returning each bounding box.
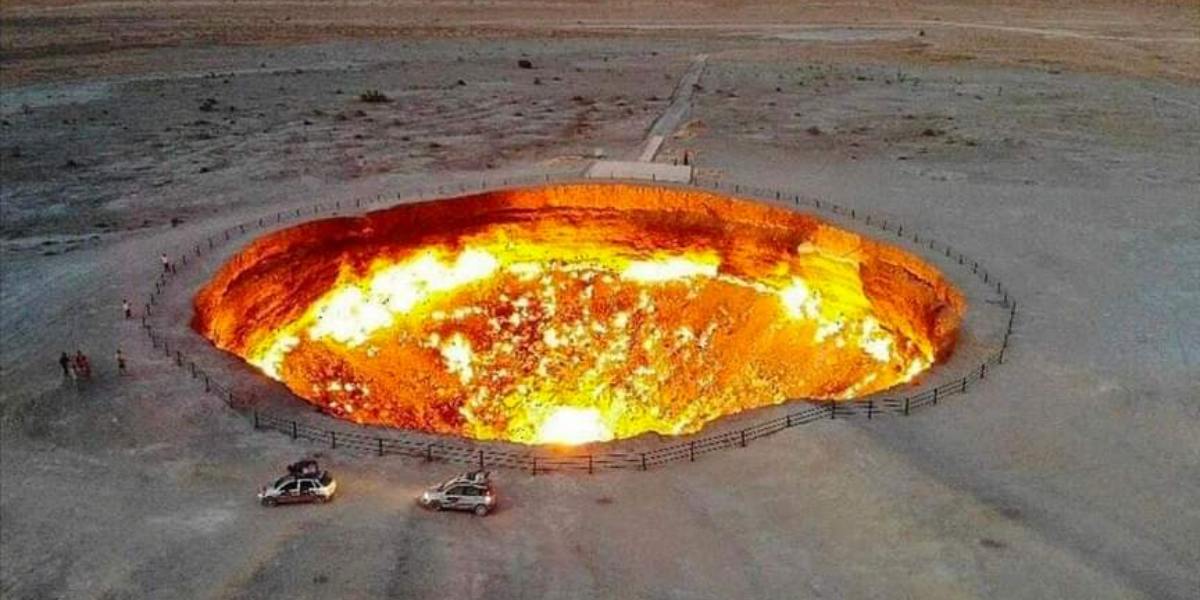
[2,1,1199,598]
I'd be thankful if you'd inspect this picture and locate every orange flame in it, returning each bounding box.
[194,184,964,444]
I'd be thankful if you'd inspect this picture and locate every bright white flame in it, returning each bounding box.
[250,249,501,379]
[307,249,499,347]
[439,333,475,385]
[535,406,613,445]
[252,334,299,379]
[858,316,894,363]
[622,256,718,282]
[780,277,822,320]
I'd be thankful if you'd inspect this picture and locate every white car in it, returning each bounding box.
[418,471,496,516]
[258,471,337,506]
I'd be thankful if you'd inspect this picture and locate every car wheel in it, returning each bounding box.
[473,504,489,517]
[262,497,277,507]
[429,501,442,511]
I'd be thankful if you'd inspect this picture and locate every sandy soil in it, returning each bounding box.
[2,2,1199,599]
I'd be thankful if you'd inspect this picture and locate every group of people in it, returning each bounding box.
[59,350,91,380]
[59,349,126,380]
[56,259,161,383]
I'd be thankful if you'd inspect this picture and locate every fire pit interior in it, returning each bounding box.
[194,184,965,445]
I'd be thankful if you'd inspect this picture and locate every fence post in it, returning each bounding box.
[641,453,647,471]
[740,430,747,447]
[330,431,336,449]
[377,438,384,456]
[204,375,210,392]
[980,363,987,379]
[426,444,433,462]
[478,450,484,470]
[933,387,939,405]
[786,413,793,427]
[291,421,298,439]
[190,362,196,377]
[961,377,968,393]
[175,351,182,366]
[829,400,836,419]
[689,441,695,462]
[588,454,593,475]
[903,397,910,415]
[531,456,537,476]
[867,400,874,419]
[253,410,259,429]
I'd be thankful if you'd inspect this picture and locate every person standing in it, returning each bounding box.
[58,352,70,377]
[160,253,171,273]
[116,349,127,375]
[74,350,90,379]
[122,299,132,319]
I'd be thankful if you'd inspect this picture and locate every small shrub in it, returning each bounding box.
[359,90,390,103]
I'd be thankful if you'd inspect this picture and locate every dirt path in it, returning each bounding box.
[633,54,707,161]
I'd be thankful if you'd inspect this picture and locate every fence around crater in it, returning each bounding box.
[140,171,1017,473]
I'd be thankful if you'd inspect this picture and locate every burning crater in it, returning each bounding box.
[194,184,964,445]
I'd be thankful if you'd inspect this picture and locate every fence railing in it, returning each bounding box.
[140,170,1016,473]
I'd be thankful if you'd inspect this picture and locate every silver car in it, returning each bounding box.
[258,471,337,506]
[418,471,496,516]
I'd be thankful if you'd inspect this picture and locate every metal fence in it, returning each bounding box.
[140,171,1017,473]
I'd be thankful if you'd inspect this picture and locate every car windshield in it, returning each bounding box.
[272,475,292,489]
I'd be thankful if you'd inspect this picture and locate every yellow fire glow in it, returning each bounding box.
[195,184,964,445]
[534,407,613,445]
[244,243,927,444]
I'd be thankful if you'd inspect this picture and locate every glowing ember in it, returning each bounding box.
[535,407,613,445]
[194,184,964,445]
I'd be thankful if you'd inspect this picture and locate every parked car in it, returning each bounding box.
[418,471,496,516]
[259,470,337,506]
